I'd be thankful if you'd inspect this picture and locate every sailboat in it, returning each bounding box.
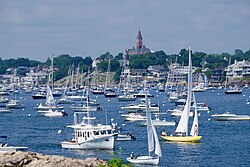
[104,59,117,98]
[36,85,63,111]
[37,85,66,117]
[161,46,202,142]
[127,88,162,165]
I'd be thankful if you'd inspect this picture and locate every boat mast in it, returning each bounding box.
[186,46,192,136]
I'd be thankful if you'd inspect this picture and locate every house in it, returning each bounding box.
[225,60,250,83]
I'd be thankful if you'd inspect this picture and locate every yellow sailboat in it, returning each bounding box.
[161,46,202,143]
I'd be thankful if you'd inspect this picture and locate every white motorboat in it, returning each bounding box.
[61,113,114,149]
[118,94,136,101]
[36,103,64,111]
[71,105,98,112]
[224,86,242,94]
[38,109,67,117]
[0,136,28,153]
[133,89,154,98]
[0,107,12,113]
[116,133,136,141]
[211,112,250,121]
[6,100,24,109]
[121,113,146,122]
[61,90,114,150]
[137,114,175,126]
[0,96,9,103]
[121,99,159,113]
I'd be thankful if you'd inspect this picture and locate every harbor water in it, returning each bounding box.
[0,88,249,166]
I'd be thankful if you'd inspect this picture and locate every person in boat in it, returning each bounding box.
[174,120,178,127]
[194,125,198,136]
[160,131,167,136]
[130,152,136,159]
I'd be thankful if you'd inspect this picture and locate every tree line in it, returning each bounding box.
[0,48,249,81]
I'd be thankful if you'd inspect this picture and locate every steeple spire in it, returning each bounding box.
[136,29,143,49]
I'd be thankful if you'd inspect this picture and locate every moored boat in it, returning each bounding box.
[211,112,250,121]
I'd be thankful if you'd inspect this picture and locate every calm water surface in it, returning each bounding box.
[0,88,249,167]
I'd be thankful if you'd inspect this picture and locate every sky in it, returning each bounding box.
[0,0,249,62]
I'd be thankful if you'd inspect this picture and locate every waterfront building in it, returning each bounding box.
[225,60,250,83]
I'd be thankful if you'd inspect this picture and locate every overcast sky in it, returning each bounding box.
[0,0,249,61]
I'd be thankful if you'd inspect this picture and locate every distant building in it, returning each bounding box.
[167,63,196,85]
[126,30,151,56]
[209,68,225,85]
[225,60,250,83]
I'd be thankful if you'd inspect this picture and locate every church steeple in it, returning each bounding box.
[136,30,143,49]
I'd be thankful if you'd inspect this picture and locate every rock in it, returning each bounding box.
[0,151,107,167]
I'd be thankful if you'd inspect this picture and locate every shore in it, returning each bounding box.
[0,151,107,167]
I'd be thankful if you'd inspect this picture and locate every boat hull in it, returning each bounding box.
[127,156,159,165]
[0,146,28,153]
[61,135,114,149]
[161,135,202,142]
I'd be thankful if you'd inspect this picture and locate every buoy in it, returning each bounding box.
[243,94,245,97]
[58,130,62,134]
[208,118,211,121]
[28,114,31,117]
[217,93,220,95]
[108,99,110,102]
[207,111,210,114]
[247,102,250,105]
[162,104,165,106]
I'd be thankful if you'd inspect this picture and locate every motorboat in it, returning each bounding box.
[133,89,154,98]
[35,103,64,111]
[32,91,46,99]
[0,107,12,113]
[211,112,250,121]
[116,133,136,141]
[37,109,67,117]
[0,136,28,153]
[224,86,242,94]
[61,89,114,150]
[0,96,9,103]
[121,113,146,122]
[121,99,159,113]
[6,100,24,109]
[137,117,175,126]
[61,112,114,149]
[70,105,99,112]
[118,94,136,101]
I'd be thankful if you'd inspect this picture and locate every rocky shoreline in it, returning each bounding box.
[0,151,107,167]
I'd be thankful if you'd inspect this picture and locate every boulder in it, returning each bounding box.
[0,151,107,167]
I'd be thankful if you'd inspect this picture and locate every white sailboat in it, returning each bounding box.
[161,46,202,142]
[37,85,66,117]
[36,85,63,111]
[127,88,162,165]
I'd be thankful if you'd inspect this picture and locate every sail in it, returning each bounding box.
[46,85,56,107]
[190,92,199,136]
[175,47,192,135]
[145,88,162,157]
[152,124,162,157]
[145,88,154,154]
